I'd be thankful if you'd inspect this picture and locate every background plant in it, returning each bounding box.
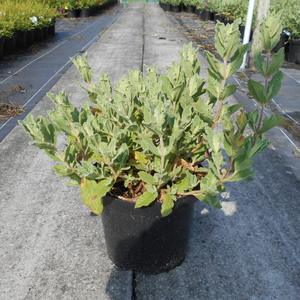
[270,0,300,40]
[19,12,285,217]
[0,0,61,35]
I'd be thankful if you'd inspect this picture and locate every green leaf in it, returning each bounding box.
[257,115,285,135]
[80,178,113,214]
[29,142,56,151]
[134,151,148,164]
[228,170,256,182]
[207,69,222,99]
[205,127,221,153]
[192,97,214,125]
[44,149,63,162]
[161,192,174,217]
[53,165,73,178]
[267,71,284,101]
[228,103,244,116]
[253,48,266,76]
[201,193,221,209]
[234,159,254,172]
[66,174,81,186]
[138,171,158,185]
[248,80,267,104]
[99,72,112,98]
[267,48,284,76]
[160,75,173,99]
[112,144,129,171]
[135,191,157,208]
[219,84,238,101]
[140,134,160,156]
[204,51,224,79]
[226,43,251,78]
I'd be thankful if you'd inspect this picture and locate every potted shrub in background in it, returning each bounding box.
[170,0,182,13]
[285,7,300,63]
[0,11,15,59]
[183,0,196,14]
[19,12,285,274]
[196,0,211,21]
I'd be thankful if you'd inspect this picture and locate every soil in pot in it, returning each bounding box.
[101,195,197,274]
[288,40,300,64]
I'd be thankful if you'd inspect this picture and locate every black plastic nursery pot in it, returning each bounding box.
[43,27,49,39]
[195,8,201,16]
[214,13,224,23]
[26,30,35,46]
[288,40,300,64]
[67,9,79,18]
[16,30,27,49]
[272,32,289,53]
[101,195,197,274]
[4,35,16,56]
[201,10,211,21]
[172,5,181,13]
[224,19,234,25]
[34,28,43,42]
[48,23,56,36]
[165,3,172,11]
[80,8,91,18]
[186,5,194,13]
[0,37,4,61]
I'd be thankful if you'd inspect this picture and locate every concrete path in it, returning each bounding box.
[1,3,300,300]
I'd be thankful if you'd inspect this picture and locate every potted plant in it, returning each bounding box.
[170,0,182,13]
[0,10,15,58]
[196,0,211,21]
[182,0,196,14]
[19,12,285,274]
[285,7,300,63]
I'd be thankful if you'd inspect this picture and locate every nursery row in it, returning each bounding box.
[0,0,117,61]
[57,0,118,18]
[0,0,116,39]
[159,0,300,40]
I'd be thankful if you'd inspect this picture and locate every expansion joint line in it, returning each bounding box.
[131,270,137,300]
[141,3,145,74]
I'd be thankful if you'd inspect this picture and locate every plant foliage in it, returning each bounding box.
[19,12,285,217]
